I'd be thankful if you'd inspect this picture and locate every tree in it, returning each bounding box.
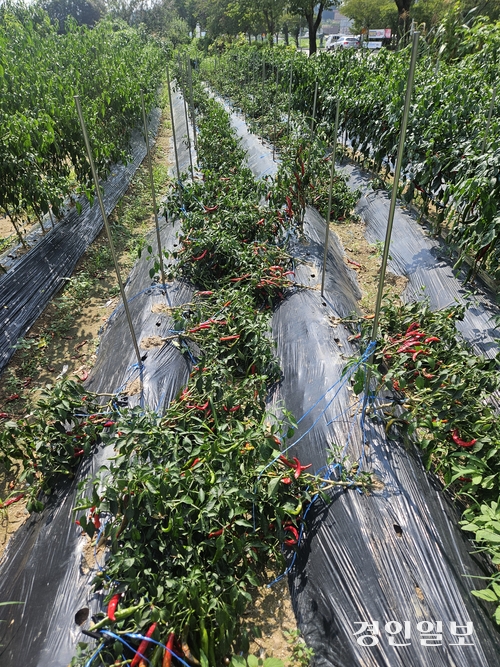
[393,0,411,38]
[40,0,102,32]
[341,0,398,35]
[288,0,339,54]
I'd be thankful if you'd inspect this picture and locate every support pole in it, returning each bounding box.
[166,65,181,183]
[187,57,198,152]
[273,66,279,161]
[321,100,340,296]
[141,89,167,289]
[182,63,195,180]
[370,31,420,346]
[304,79,319,175]
[287,56,294,137]
[481,84,496,154]
[75,95,142,368]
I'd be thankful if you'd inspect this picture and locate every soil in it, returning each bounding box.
[244,576,298,664]
[332,215,407,313]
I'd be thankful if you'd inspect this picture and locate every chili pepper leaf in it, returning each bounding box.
[267,476,280,498]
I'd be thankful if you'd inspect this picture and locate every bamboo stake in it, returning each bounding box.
[187,57,198,152]
[321,100,340,296]
[370,31,420,347]
[181,63,195,180]
[75,95,142,368]
[287,55,294,137]
[140,89,167,288]
[166,65,181,183]
[273,66,279,161]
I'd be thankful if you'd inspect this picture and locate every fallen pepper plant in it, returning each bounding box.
[345,299,500,624]
[69,84,349,667]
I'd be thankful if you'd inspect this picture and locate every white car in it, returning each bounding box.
[330,35,360,50]
[325,34,342,50]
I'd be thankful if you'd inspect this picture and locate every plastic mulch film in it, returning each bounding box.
[220,105,500,665]
[271,211,500,666]
[0,109,161,376]
[0,95,192,667]
[341,162,500,360]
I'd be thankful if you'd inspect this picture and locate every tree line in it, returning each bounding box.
[32,0,500,55]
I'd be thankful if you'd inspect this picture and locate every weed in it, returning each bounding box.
[283,629,314,667]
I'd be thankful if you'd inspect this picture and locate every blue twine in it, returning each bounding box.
[99,629,194,667]
[84,642,104,667]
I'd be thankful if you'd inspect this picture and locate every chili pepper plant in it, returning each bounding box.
[67,77,348,666]
[345,299,500,623]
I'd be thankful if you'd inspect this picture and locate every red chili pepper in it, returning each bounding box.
[107,593,121,621]
[347,258,362,268]
[396,343,417,354]
[179,388,190,401]
[459,477,472,483]
[281,477,292,485]
[190,458,201,468]
[203,205,219,213]
[1,493,24,509]
[451,429,476,448]
[131,623,157,667]
[74,447,85,457]
[186,401,209,411]
[229,274,251,282]
[257,218,265,226]
[292,457,312,479]
[93,514,101,530]
[220,335,240,341]
[192,249,208,261]
[163,633,175,667]
[196,291,213,296]
[284,525,299,546]
[103,420,115,428]
[279,455,295,468]
[425,336,440,344]
[0,412,9,419]
[223,405,240,412]
[405,322,420,335]
[421,370,434,379]
[208,528,224,538]
[6,394,19,402]
[412,349,428,362]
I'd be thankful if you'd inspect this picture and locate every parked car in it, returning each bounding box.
[330,35,360,50]
[325,34,342,51]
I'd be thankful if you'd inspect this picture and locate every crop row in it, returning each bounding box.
[203,31,500,282]
[0,4,165,246]
[197,52,500,625]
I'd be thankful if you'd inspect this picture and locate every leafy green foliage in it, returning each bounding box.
[348,299,500,623]
[0,4,165,229]
[201,39,500,280]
